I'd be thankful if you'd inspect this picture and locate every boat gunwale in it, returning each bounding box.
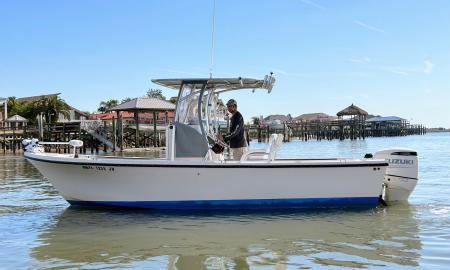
[25,152,389,168]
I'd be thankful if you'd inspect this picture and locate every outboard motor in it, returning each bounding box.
[374,148,418,202]
[22,138,44,153]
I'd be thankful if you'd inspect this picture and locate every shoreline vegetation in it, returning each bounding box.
[427,128,450,133]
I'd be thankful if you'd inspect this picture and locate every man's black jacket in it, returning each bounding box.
[224,111,247,148]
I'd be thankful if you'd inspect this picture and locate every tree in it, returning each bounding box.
[169,96,177,104]
[7,97,39,125]
[7,97,23,116]
[6,95,71,124]
[146,89,166,100]
[98,99,119,113]
[251,116,261,126]
[34,96,70,124]
[121,97,133,103]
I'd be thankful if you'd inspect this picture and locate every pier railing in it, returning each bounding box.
[80,120,114,149]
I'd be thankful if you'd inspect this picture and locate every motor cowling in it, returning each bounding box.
[374,148,418,202]
[22,138,44,153]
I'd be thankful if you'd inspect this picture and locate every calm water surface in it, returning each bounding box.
[1,133,450,269]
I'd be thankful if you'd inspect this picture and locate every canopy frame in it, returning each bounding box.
[152,74,275,159]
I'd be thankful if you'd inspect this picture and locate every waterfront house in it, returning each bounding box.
[293,113,337,123]
[262,114,292,128]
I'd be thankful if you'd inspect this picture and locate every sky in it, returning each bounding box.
[1,0,449,127]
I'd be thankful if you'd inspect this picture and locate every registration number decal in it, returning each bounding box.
[82,165,115,172]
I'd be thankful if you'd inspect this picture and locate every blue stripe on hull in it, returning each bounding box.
[68,197,379,210]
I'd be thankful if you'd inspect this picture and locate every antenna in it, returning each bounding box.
[209,0,216,79]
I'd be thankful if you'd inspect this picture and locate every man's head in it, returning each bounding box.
[226,99,237,114]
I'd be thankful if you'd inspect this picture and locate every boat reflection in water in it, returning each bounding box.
[32,205,421,269]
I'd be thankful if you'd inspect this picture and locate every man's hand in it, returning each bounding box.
[223,134,230,143]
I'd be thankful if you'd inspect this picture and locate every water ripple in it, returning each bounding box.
[1,133,450,269]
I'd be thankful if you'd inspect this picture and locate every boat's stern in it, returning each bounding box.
[374,148,418,202]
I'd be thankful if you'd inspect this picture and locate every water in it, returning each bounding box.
[1,133,450,269]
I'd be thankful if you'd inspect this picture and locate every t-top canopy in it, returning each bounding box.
[152,75,275,93]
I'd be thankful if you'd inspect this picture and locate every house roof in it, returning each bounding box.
[90,111,175,120]
[263,114,292,122]
[91,112,133,120]
[337,104,368,116]
[367,116,406,122]
[6,114,28,122]
[109,97,176,112]
[66,105,90,118]
[294,112,337,122]
[16,93,60,103]
[13,93,89,117]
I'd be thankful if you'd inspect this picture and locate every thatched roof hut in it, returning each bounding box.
[337,104,368,117]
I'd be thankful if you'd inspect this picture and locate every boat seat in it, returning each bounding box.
[240,133,283,162]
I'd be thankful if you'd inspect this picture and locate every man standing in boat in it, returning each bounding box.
[223,99,248,160]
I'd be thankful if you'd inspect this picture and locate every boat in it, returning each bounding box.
[23,75,419,210]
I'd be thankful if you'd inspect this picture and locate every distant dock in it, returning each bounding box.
[247,120,426,143]
[1,118,426,153]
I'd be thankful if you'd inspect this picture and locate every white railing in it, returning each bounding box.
[80,120,114,148]
[80,119,103,133]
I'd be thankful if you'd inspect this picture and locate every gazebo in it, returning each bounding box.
[336,103,368,121]
[109,98,175,149]
[5,114,28,129]
[336,104,368,140]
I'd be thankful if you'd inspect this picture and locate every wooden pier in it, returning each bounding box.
[1,118,427,153]
[1,126,30,154]
[247,120,426,143]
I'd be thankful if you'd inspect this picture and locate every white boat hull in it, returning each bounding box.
[25,152,388,210]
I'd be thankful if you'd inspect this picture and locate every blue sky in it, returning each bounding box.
[1,0,449,127]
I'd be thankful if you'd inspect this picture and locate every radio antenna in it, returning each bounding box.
[209,0,216,79]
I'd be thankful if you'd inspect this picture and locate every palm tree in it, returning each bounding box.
[251,116,261,126]
[34,96,70,124]
[121,97,132,103]
[7,97,38,124]
[7,97,23,116]
[146,89,166,100]
[98,99,119,113]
